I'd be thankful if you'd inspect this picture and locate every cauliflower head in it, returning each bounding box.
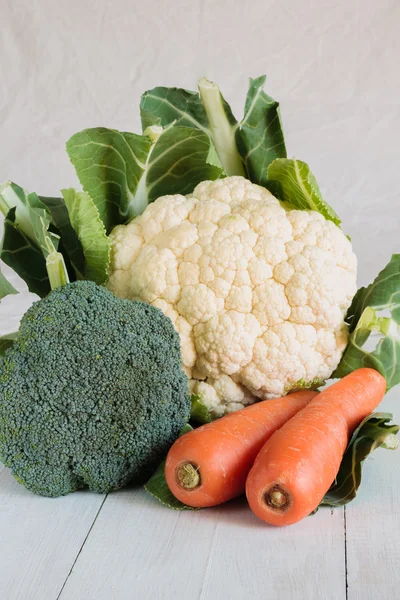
[108,176,357,417]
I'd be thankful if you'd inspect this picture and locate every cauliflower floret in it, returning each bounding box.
[190,376,254,418]
[108,176,357,417]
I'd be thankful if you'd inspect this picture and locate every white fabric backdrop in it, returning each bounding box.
[1,0,399,334]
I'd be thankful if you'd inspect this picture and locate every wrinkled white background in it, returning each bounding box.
[1,0,399,334]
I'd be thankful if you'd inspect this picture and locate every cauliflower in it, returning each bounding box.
[108,176,357,417]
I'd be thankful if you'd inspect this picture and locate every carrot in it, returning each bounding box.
[164,390,318,508]
[245,368,386,526]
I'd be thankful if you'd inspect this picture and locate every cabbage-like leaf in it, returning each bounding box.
[142,125,224,202]
[39,195,86,280]
[0,332,18,355]
[62,189,110,285]
[140,86,209,130]
[144,425,197,511]
[141,79,242,177]
[345,254,400,334]
[334,255,400,389]
[66,128,151,231]
[267,158,341,226]
[66,125,224,232]
[236,75,287,187]
[0,268,18,299]
[321,413,399,507]
[0,207,50,297]
[141,76,287,183]
[0,183,69,294]
[0,180,43,242]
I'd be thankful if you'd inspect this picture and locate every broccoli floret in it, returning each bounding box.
[0,281,190,497]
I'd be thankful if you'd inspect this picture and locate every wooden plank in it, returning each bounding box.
[0,468,105,600]
[59,488,346,600]
[346,387,400,600]
[196,502,346,600]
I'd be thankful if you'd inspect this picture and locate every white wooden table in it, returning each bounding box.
[1,271,399,600]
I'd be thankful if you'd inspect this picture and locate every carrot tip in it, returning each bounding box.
[265,485,291,511]
[175,462,201,491]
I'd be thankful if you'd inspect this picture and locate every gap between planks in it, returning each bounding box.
[56,494,108,599]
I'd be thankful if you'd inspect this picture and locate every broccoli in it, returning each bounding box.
[0,280,190,497]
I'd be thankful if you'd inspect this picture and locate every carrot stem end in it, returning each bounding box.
[265,485,291,511]
[175,462,201,490]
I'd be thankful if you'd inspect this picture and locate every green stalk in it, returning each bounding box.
[198,77,245,177]
[46,251,69,290]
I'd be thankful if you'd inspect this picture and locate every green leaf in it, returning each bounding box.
[334,255,400,390]
[0,180,41,242]
[66,128,151,232]
[62,189,110,285]
[236,75,287,187]
[143,125,224,202]
[141,75,290,184]
[267,158,341,226]
[141,78,245,177]
[67,125,224,230]
[1,207,51,297]
[190,394,214,424]
[140,109,162,130]
[0,332,18,355]
[144,424,198,511]
[0,182,70,295]
[39,196,86,280]
[346,254,400,334]
[321,413,399,507]
[140,85,209,131]
[0,268,18,299]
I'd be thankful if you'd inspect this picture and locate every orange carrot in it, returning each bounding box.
[165,390,318,508]
[246,368,386,527]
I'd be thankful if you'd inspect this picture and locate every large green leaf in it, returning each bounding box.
[62,189,110,285]
[141,78,243,177]
[39,195,86,280]
[140,85,209,131]
[1,207,51,297]
[0,182,69,294]
[334,255,400,390]
[0,332,18,355]
[67,125,224,230]
[0,268,18,299]
[346,254,400,333]
[0,181,41,242]
[66,128,151,231]
[267,158,341,226]
[321,413,399,507]
[143,125,224,201]
[144,425,197,511]
[141,75,290,184]
[236,75,287,187]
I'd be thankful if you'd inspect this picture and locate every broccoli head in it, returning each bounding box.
[0,280,190,497]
